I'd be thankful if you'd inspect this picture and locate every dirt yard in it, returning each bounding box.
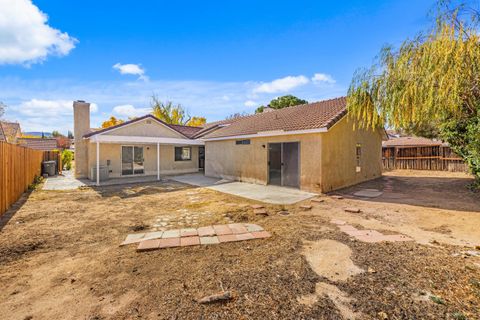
[0,170,479,320]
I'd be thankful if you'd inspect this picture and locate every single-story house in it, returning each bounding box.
[73,97,385,192]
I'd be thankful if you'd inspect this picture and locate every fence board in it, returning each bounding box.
[382,145,468,172]
[0,141,46,217]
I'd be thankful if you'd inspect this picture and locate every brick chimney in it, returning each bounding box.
[73,100,90,178]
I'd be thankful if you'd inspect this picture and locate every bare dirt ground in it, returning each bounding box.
[0,170,479,320]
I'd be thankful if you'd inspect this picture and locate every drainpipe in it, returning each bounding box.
[157,142,160,180]
[96,141,100,186]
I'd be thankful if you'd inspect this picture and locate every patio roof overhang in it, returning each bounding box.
[86,134,205,146]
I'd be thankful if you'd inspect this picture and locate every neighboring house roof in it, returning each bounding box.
[168,124,203,138]
[382,136,444,148]
[0,121,22,143]
[18,138,58,151]
[199,97,347,139]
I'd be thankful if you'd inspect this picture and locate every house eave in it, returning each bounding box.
[86,134,204,145]
[200,127,328,142]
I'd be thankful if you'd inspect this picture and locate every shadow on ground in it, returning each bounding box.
[337,173,480,212]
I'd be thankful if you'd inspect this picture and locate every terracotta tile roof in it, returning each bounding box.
[200,97,347,139]
[382,136,443,147]
[18,138,58,151]
[192,118,243,138]
[0,121,21,143]
[168,124,203,138]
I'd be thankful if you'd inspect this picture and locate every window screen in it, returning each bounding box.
[235,139,251,145]
[175,147,192,161]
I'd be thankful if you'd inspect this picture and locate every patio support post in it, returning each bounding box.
[157,142,160,180]
[96,141,100,186]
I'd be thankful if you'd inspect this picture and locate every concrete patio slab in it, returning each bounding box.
[43,170,90,190]
[200,236,219,245]
[245,224,264,232]
[169,173,231,187]
[162,229,180,238]
[170,173,316,205]
[180,236,200,246]
[44,170,167,190]
[130,223,271,251]
[143,231,164,240]
[218,234,238,243]
[137,239,161,251]
[353,189,383,198]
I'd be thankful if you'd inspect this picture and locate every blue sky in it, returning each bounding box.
[0,0,436,133]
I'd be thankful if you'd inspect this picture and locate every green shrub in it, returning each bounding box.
[61,149,74,171]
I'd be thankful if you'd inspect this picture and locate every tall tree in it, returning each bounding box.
[150,95,206,125]
[186,117,206,127]
[51,130,64,137]
[347,1,480,185]
[255,95,308,113]
[101,116,124,128]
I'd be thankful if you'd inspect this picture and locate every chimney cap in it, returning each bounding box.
[75,100,86,103]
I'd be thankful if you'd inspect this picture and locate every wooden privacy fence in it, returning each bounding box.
[382,145,467,172]
[0,141,60,217]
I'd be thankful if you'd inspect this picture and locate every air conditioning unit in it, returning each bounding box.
[91,165,109,181]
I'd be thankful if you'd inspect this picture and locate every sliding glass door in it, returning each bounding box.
[122,146,144,175]
[268,142,300,188]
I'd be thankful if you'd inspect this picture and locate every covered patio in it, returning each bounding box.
[88,134,204,186]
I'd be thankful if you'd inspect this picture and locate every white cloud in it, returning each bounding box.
[253,75,309,94]
[0,0,77,65]
[113,63,148,81]
[9,99,97,132]
[244,100,258,107]
[16,99,97,117]
[113,104,150,118]
[0,77,346,132]
[312,73,336,84]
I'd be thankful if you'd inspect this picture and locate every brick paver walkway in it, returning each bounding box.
[121,223,271,252]
[331,219,413,243]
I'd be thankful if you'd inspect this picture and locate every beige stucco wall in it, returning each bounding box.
[84,119,199,180]
[320,117,383,192]
[205,133,324,192]
[87,143,199,179]
[108,118,183,138]
[205,117,383,193]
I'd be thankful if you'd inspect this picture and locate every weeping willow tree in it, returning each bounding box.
[347,1,480,184]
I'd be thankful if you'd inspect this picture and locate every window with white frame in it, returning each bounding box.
[175,146,192,161]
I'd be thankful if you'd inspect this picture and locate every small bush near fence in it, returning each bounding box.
[61,149,73,170]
